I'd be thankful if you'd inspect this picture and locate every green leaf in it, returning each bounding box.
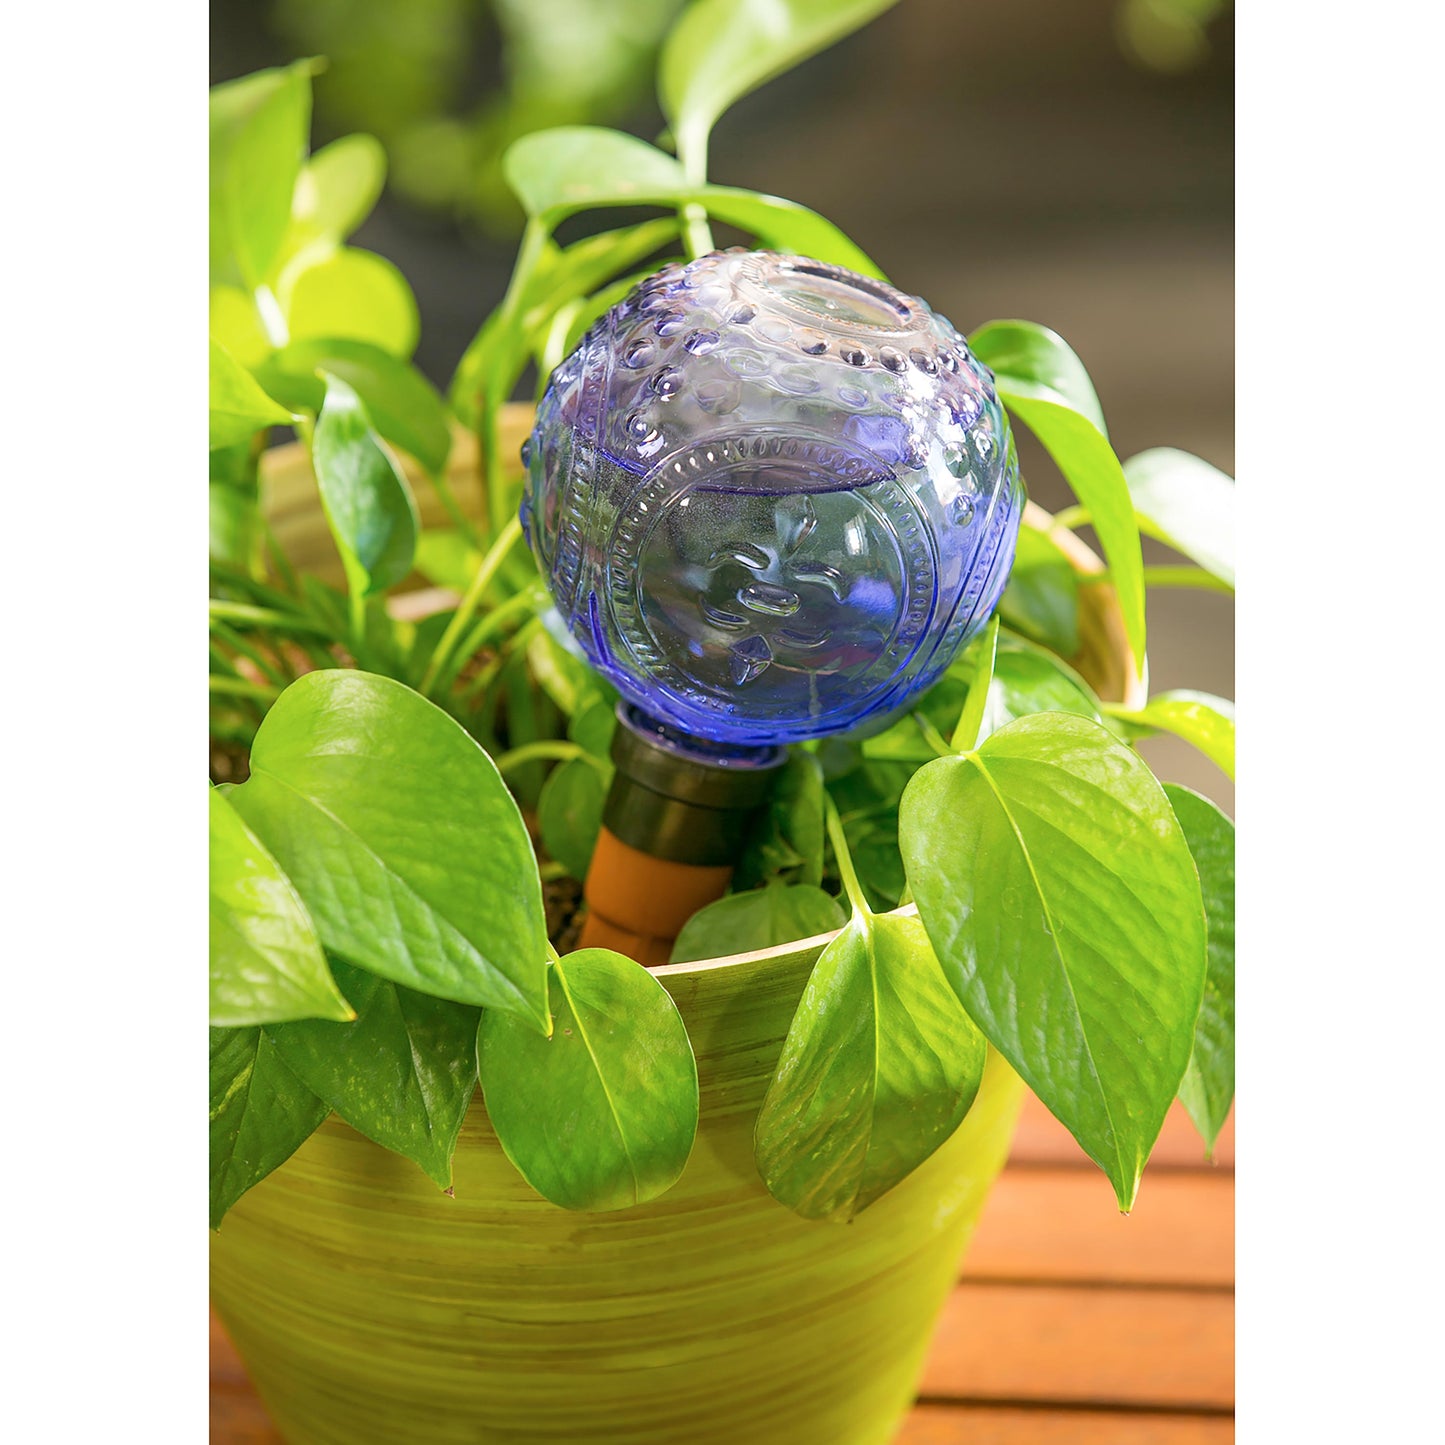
[900,713,1207,1209]
[537,757,609,880]
[258,337,451,475]
[659,0,900,180]
[696,189,883,277]
[754,908,986,1222]
[734,751,826,890]
[1164,785,1235,1155]
[1124,447,1235,588]
[209,339,293,450]
[229,670,550,1028]
[978,639,1102,745]
[969,320,1108,438]
[209,480,261,572]
[500,128,881,277]
[504,127,689,223]
[210,789,352,1027]
[999,523,1081,656]
[266,959,480,1188]
[281,247,420,358]
[670,880,845,963]
[311,373,419,596]
[413,529,482,592]
[210,284,272,369]
[479,949,699,1211]
[999,392,1146,669]
[210,61,313,289]
[287,133,386,255]
[1108,690,1235,781]
[568,696,618,760]
[210,1025,329,1228]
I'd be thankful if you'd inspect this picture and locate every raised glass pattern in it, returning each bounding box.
[521,250,1024,745]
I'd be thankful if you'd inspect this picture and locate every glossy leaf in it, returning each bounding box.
[1124,447,1235,588]
[229,670,550,1028]
[210,1026,329,1228]
[1000,392,1146,669]
[210,788,352,1027]
[266,959,480,1188]
[900,713,1207,1209]
[209,339,293,450]
[568,696,618,760]
[209,62,312,288]
[999,522,1081,656]
[287,133,386,255]
[1165,785,1235,1155]
[734,751,826,890]
[754,909,986,1222]
[479,949,699,1211]
[413,529,482,592]
[311,373,419,596]
[258,337,451,475]
[670,880,845,963]
[500,128,881,276]
[1109,689,1235,781]
[969,320,1108,437]
[538,756,609,880]
[210,284,272,369]
[281,247,419,357]
[504,127,689,223]
[978,640,1102,745]
[659,0,899,178]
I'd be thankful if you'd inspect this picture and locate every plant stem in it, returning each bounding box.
[419,515,523,697]
[210,675,279,703]
[209,599,331,636]
[434,581,547,700]
[823,796,871,922]
[1140,565,1234,595]
[1050,505,1090,531]
[949,615,1000,752]
[914,715,954,759]
[493,740,581,774]
[210,618,292,689]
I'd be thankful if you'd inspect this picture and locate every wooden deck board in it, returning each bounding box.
[211,1102,1235,1441]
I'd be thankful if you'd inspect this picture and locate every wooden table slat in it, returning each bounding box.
[897,1404,1234,1444]
[920,1283,1233,1412]
[965,1169,1233,1288]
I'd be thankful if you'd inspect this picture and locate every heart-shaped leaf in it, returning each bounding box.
[900,713,1207,1209]
[735,751,827,890]
[978,640,1102,744]
[229,671,550,1029]
[210,1025,329,1228]
[311,373,419,596]
[479,949,699,1211]
[1165,785,1235,1154]
[755,906,986,1222]
[210,61,312,289]
[670,880,846,963]
[1125,447,1235,588]
[266,959,480,1188]
[209,339,293,450]
[999,522,1081,656]
[537,756,609,881]
[281,247,420,358]
[209,788,352,1027]
[997,392,1146,670]
[284,132,386,259]
[969,320,1108,437]
[659,0,899,179]
[1108,690,1235,781]
[259,337,451,475]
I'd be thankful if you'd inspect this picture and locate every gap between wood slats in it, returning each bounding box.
[896,1403,1233,1444]
[1010,1097,1234,1171]
[921,1283,1233,1412]
[965,1169,1233,1288]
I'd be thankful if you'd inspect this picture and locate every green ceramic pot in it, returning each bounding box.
[213,414,1138,1444]
[211,932,1026,1445]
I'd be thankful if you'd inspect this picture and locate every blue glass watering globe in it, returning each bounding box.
[521,250,1024,751]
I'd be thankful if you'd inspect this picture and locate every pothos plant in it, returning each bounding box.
[210,0,1234,1231]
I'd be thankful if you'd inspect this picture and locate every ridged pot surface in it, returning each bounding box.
[211,934,1026,1445]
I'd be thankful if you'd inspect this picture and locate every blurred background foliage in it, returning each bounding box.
[210,0,1232,808]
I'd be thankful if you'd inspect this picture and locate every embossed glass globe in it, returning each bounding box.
[521,250,1024,746]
